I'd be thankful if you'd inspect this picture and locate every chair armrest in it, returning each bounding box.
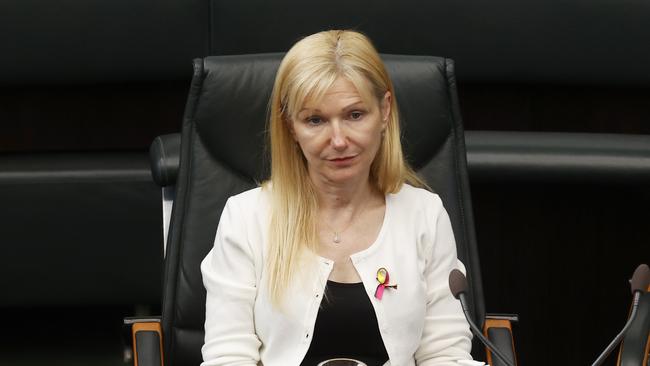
[123,316,164,366]
[149,133,180,187]
[617,285,650,366]
[484,313,518,366]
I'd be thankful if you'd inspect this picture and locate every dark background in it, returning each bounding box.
[1,0,648,365]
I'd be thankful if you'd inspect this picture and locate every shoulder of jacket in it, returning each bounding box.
[227,186,266,207]
[394,183,443,209]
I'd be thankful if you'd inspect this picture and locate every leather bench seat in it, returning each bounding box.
[0,152,162,306]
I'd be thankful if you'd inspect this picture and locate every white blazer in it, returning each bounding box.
[201,184,474,366]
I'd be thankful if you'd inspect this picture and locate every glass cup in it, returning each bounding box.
[317,358,368,366]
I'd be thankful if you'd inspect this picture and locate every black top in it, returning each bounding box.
[301,281,389,366]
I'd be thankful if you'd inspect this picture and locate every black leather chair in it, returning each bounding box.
[126,54,519,366]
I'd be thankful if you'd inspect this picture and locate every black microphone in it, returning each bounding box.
[591,263,650,366]
[449,269,515,366]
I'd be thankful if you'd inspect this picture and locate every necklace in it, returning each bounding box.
[323,197,371,244]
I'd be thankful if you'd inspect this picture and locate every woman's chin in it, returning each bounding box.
[320,168,369,185]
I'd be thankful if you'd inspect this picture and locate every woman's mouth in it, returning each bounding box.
[328,155,357,165]
[330,156,353,162]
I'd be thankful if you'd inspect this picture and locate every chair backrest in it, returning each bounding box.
[162,54,485,365]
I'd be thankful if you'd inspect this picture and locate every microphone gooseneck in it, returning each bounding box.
[448,269,515,366]
[591,263,649,366]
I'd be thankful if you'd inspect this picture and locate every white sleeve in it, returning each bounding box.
[200,197,261,366]
[415,195,474,365]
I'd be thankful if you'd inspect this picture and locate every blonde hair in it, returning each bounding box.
[264,30,427,306]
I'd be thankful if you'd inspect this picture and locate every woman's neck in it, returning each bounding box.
[311,175,377,210]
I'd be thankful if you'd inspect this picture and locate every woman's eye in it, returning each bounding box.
[350,111,364,120]
[306,116,323,125]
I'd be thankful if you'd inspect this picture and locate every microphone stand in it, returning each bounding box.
[590,291,642,366]
[458,293,515,366]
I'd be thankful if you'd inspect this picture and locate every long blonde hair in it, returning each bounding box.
[264,30,426,306]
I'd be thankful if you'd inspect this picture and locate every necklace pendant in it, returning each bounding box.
[333,232,341,243]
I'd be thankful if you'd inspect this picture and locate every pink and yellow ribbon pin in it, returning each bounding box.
[374,267,397,300]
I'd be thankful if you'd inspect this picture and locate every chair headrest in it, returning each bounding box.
[194,54,454,180]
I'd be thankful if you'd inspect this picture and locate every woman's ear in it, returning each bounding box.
[381,91,392,128]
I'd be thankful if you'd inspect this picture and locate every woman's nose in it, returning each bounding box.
[329,121,348,150]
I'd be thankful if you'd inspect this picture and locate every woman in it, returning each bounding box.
[201,30,474,366]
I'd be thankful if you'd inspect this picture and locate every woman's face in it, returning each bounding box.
[290,77,391,185]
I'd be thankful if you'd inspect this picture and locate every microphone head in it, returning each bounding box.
[449,269,468,299]
[630,264,650,294]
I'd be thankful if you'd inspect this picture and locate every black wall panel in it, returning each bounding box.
[0,81,187,153]
[209,0,650,85]
[0,0,209,84]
